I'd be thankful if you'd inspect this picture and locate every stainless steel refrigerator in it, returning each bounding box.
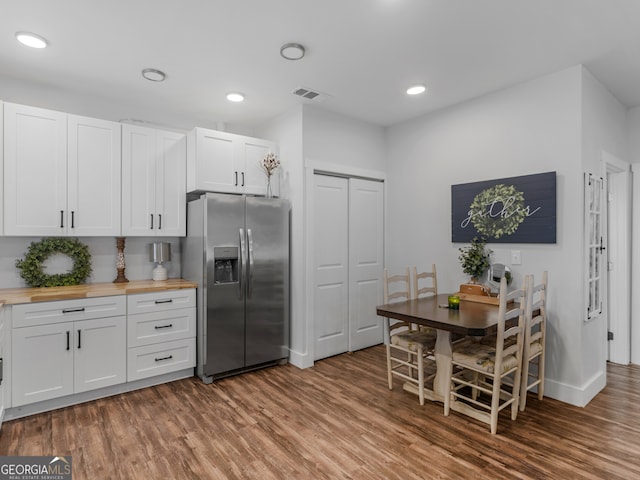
[182,192,290,383]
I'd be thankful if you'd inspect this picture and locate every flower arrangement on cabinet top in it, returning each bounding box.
[262,152,280,178]
[262,152,280,197]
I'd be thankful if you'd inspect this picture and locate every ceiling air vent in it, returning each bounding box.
[292,86,330,102]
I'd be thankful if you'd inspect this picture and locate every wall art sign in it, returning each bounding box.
[451,171,556,243]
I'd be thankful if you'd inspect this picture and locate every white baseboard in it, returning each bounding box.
[543,369,606,407]
[288,349,314,369]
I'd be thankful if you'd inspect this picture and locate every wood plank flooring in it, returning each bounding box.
[1,345,639,479]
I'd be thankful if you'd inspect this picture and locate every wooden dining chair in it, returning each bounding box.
[444,275,529,434]
[384,267,436,405]
[519,271,548,411]
[412,264,437,298]
[412,265,439,336]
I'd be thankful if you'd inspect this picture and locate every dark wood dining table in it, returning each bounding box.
[376,293,503,402]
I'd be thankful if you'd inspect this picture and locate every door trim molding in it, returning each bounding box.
[602,151,631,365]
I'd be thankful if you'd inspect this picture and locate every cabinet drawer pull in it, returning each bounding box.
[154,299,173,304]
[155,355,173,362]
[62,307,85,314]
[77,329,82,349]
[66,331,70,351]
[154,324,173,330]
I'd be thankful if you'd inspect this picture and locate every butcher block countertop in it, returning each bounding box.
[0,279,198,305]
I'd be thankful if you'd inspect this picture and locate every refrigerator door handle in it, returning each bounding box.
[247,228,254,299]
[239,228,246,299]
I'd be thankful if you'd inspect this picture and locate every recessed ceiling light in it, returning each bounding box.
[280,43,305,61]
[15,31,48,49]
[406,84,427,95]
[226,92,245,102]
[142,68,166,82]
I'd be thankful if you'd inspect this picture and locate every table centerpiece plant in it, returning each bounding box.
[458,236,492,284]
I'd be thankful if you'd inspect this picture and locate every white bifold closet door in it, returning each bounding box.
[313,174,384,361]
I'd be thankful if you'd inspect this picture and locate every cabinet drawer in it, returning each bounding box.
[127,289,196,315]
[12,296,126,328]
[127,338,195,381]
[127,308,195,347]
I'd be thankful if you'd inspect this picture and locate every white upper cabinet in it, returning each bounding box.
[67,115,122,236]
[187,127,278,197]
[4,103,68,236]
[3,103,121,236]
[122,124,186,237]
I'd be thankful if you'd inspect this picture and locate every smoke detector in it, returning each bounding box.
[292,87,330,102]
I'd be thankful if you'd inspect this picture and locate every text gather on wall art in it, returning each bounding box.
[451,171,557,244]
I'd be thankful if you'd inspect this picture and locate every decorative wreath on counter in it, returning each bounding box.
[15,237,92,287]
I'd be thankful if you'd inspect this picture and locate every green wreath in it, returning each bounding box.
[470,184,527,239]
[16,237,92,287]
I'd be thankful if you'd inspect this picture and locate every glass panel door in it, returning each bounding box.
[585,173,604,321]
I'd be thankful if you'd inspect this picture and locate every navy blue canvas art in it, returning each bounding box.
[451,171,556,243]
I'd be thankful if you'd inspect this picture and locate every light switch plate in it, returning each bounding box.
[511,250,521,265]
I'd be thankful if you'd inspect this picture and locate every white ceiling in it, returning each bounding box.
[2,0,640,130]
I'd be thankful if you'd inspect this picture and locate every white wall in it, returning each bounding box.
[0,76,254,135]
[580,67,630,389]
[628,106,640,364]
[385,66,595,405]
[627,106,640,163]
[258,104,385,367]
[0,236,182,289]
[303,105,387,172]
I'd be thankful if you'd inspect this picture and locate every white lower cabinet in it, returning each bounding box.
[7,288,196,414]
[126,289,196,381]
[11,298,127,407]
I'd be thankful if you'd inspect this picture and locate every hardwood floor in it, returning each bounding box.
[1,345,639,479]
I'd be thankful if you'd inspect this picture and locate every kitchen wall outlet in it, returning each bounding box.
[511,250,521,265]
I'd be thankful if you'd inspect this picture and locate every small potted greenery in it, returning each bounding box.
[458,236,492,283]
